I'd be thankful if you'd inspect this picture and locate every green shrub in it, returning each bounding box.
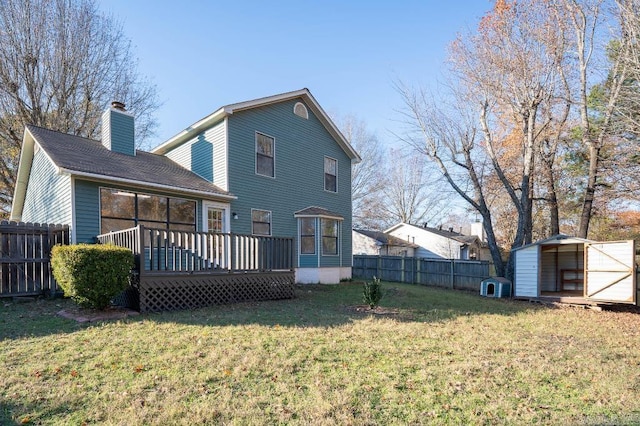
[51,244,134,309]
[363,276,383,309]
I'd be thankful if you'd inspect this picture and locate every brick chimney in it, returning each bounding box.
[102,101,135,156]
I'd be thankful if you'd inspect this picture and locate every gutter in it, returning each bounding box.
[58,168,237,201]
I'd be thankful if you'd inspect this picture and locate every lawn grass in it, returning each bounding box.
[2,282,640,425]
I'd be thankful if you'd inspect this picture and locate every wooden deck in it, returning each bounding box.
[99,226,296,312]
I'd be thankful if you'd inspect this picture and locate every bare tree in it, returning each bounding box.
[397,85,508,275]
[378,149,449,229]
[0,0,160,216]
[332,114,386,229]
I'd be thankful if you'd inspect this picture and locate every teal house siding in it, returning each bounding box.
[74,179,100,243]
[165,120,227,189]
[191,136,213,182]
[21,148,72,225]
[101,108,135,156]
[226,99,353,268]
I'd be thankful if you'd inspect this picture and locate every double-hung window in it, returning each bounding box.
[324,157,337,192]
[321,219,338,255]
[252,209,272,236]
[300,218,316,254]
[256,133,274,177]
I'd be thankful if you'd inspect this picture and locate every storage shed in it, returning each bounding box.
[513,234,637,304]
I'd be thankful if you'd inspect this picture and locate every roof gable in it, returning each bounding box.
[14,126,233,206]
[353,229,418,248]
[385,222,480,246]
[151,88,361,163]
[294,206,344,220]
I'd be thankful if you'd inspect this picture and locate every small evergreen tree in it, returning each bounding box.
[363,276,383,309]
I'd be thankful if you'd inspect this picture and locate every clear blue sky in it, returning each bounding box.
[100,1,493,149]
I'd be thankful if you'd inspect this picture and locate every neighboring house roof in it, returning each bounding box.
[294,206,344,220]
[11,125,234,220]
[353,229,419,248]
[386,222,481,246]
[151,88,362,163]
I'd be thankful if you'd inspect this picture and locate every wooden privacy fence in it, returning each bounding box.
[98,225,295,312]
[0,221,70,297]
[353,255,491,291]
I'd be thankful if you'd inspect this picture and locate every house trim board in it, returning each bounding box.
[57,168,236,202]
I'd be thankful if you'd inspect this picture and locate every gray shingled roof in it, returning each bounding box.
[27,125,232,199]
[294,206,344,219]
[353,229,419,248]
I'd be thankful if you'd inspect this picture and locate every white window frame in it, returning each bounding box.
[324,156,338,193]
[299,217,316,255]
[321,218,339,256]
[251,208,272,236]
[255,131,275,178]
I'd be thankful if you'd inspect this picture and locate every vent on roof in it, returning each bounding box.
[102,101,135,156]
[294,102,308,119]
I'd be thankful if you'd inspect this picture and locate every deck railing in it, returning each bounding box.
[97,225,294,274]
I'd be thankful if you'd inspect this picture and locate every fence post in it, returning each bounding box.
[450,259,455,289]
[401,256,405,283]
[377,255,382,280]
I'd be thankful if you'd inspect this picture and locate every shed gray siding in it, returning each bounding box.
[514,246,539,297]
[226,99,353,268]
[21,148,72,225]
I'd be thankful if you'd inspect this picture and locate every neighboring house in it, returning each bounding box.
[385,222,491,261]
[11,89,360,284]
[352,229,418,256]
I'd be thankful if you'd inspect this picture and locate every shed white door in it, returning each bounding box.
[584,241,635,304]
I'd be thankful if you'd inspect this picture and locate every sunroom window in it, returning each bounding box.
[100,188,196,233]
[300,217,316,254]
[321,219,338,255]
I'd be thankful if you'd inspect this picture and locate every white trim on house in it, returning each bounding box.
[56,168,237,202]
[11,130,56,221]
[296,266,351,284]
[293,102,309,119]
[202,201,231,233]
[70,176,77,244]
[151,89,361,163]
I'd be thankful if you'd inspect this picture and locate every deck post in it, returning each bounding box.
[137,225,145,280]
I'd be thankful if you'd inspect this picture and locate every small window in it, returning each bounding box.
[324,157,337,192]
[300,217,316,254]
[256,132,274,177]
[252,209,272,236]
[321,219,338,255]
[294,102,309,119]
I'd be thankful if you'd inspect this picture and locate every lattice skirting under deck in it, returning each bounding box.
[136,271,295,312]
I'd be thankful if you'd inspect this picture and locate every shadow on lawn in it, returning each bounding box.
[0,396,84,426]
[0,282,546,339]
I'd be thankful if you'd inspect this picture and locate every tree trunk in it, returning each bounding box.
[578,143,600,238]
